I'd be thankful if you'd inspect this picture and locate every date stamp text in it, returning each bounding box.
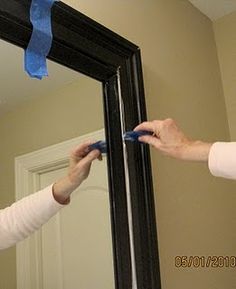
[175,256,236,268]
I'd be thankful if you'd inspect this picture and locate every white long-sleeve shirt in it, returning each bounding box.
[0,184,64,250]
[0,142,235,250]
[208,142,236,180]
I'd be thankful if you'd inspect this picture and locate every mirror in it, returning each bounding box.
[0,40,115,289]
[0,2,160,289]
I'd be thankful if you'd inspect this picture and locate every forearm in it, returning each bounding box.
[52,174,85,205]
[52,176,75,205]
[178,140,213,162]
[180,141,236,180]
[0,185,64,250]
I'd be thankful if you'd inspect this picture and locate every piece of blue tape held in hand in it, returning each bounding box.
[124,130,153,142]
[89,141,107,154]
[88,131,152,154]
[25,0,59,79]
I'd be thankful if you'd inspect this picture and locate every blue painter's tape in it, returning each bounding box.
[25,0,59,79]
[123,130,153,142]
[89,141,107,154]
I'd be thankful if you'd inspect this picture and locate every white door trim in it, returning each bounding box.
[15,129,104,289]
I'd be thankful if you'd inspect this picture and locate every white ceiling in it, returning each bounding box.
[0,39,81,117]
[188,0,236,21]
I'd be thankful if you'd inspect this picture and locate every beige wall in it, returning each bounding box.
[1,0,236,288]
[213,11,236,139]
[62,1,235,289]
[0,75,103,288]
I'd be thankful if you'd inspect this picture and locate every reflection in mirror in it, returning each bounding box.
[0,40,115,289]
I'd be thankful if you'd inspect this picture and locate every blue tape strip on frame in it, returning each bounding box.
[25,0,59,79]
[123,130,153,142]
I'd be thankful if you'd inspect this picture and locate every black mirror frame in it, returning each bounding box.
[0,1,162,288]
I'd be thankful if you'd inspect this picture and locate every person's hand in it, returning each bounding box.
[134,118,212,161]
[52,141,101,204]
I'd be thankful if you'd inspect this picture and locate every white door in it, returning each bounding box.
[15,131,115,289]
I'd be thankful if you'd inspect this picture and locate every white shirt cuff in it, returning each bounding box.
[208,142,236,180]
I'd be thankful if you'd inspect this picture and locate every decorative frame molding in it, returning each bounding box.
[1,1,162,288]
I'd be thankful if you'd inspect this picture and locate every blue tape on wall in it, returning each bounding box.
[25,0,59,79]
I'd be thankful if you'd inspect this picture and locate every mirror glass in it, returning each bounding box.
[0,39,115,289]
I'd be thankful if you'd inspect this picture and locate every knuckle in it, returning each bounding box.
[166,118,174,123]
[142,121,149,126]
[164,118,175,126]
[152,120,160,127]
